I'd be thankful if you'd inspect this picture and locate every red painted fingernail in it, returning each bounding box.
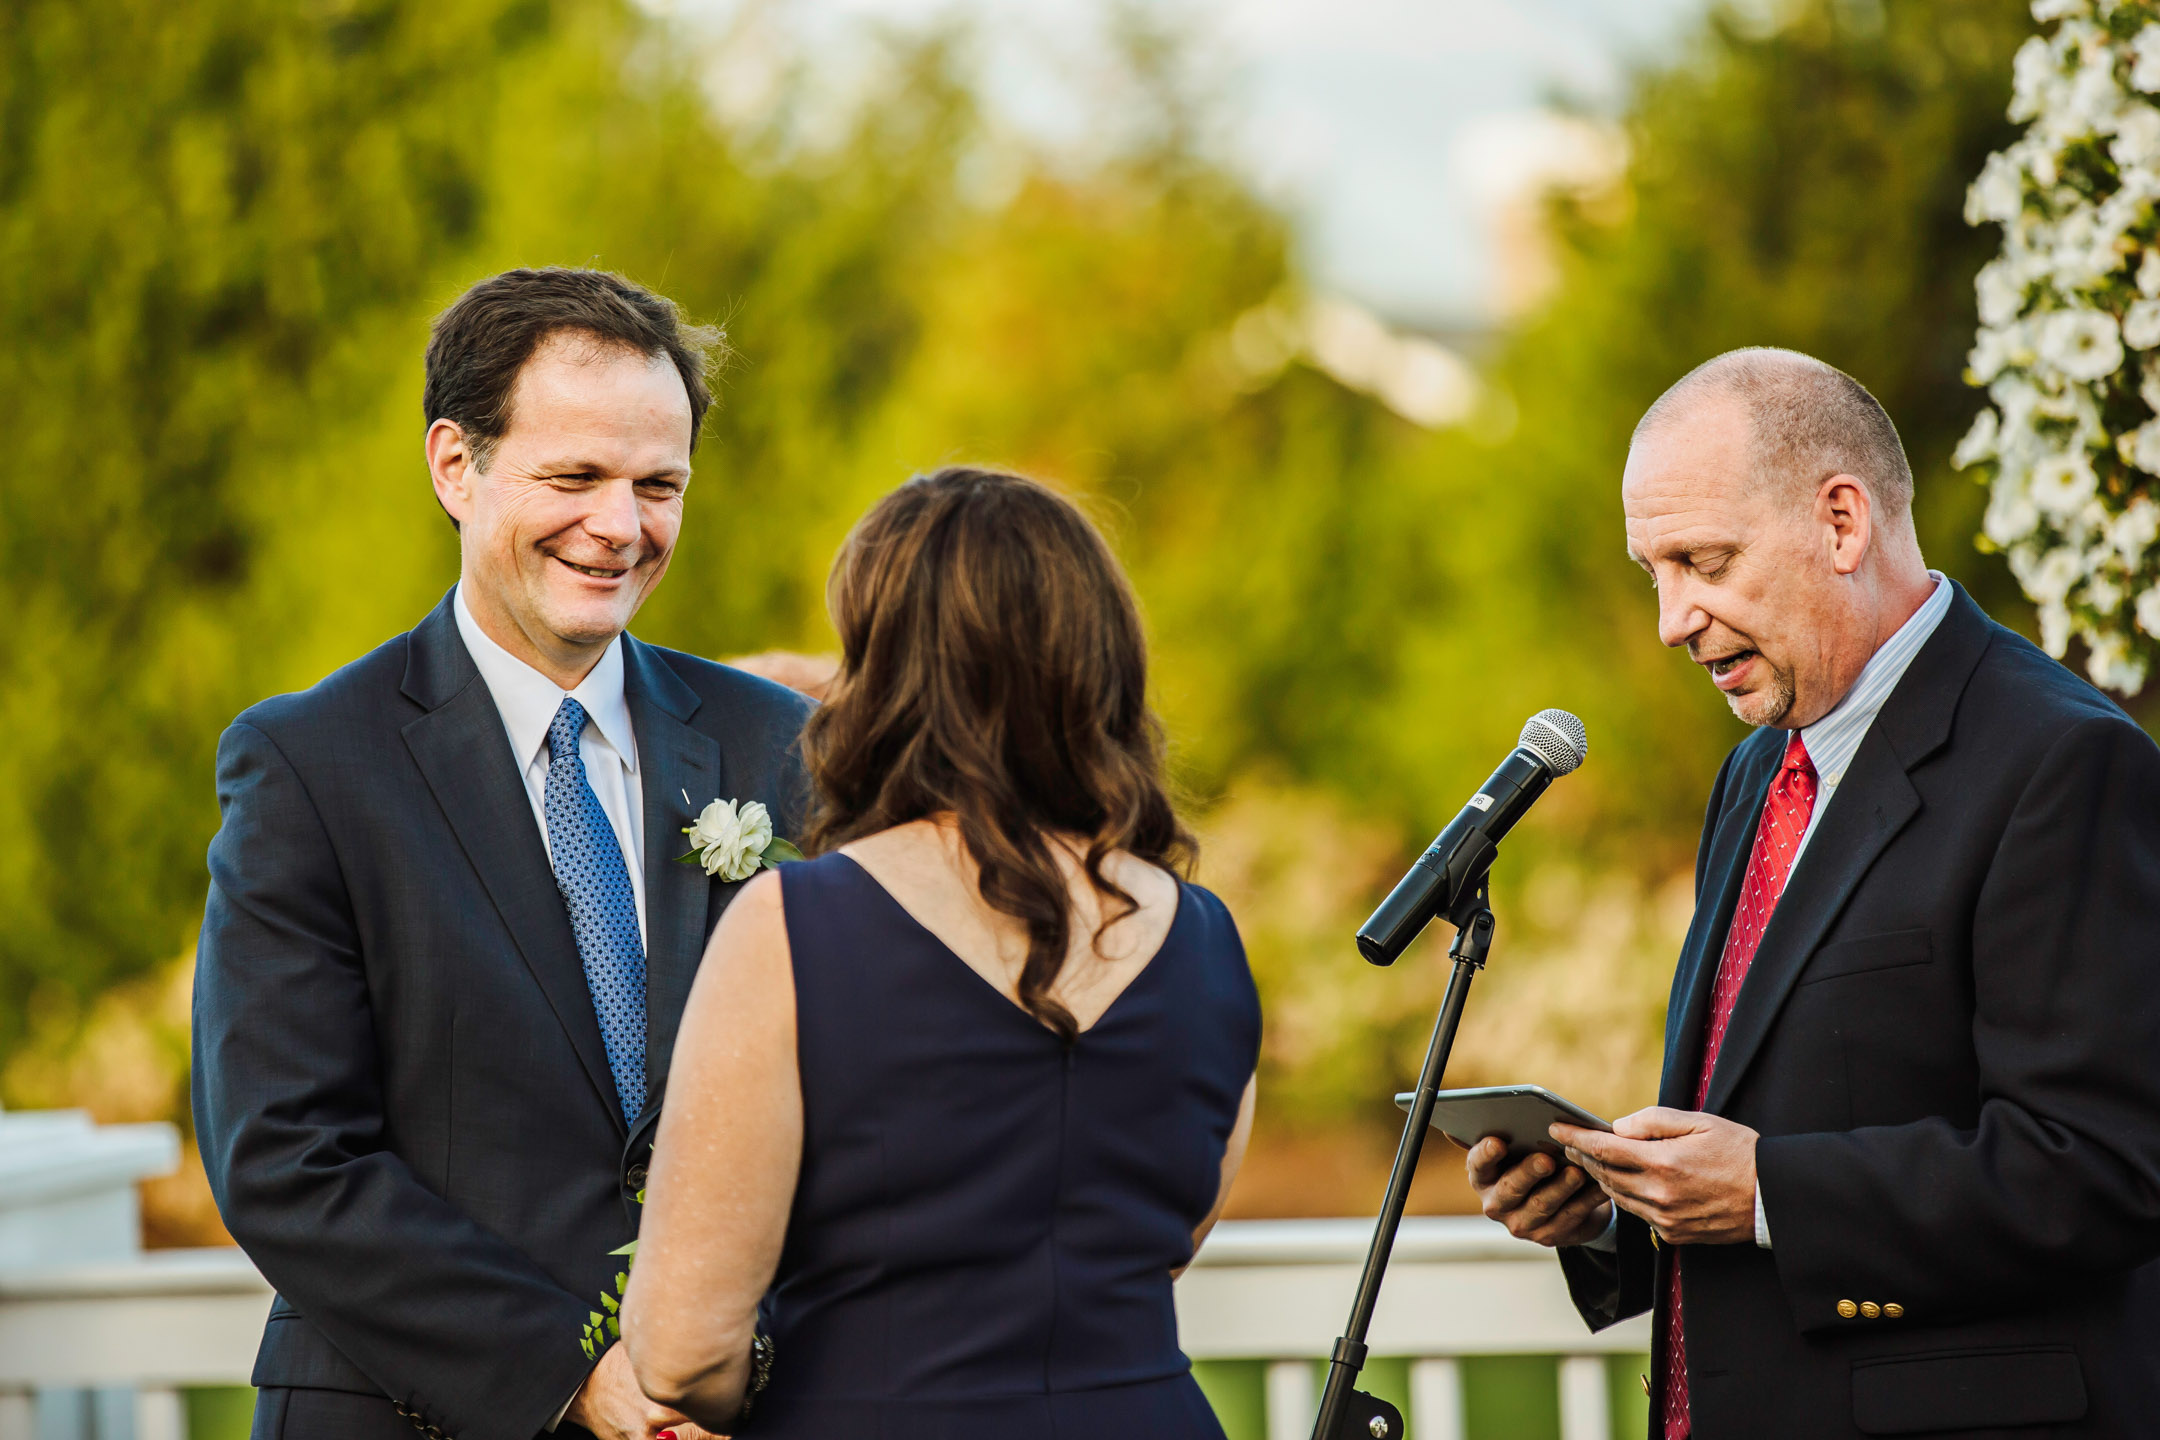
[658,1430,678,1439]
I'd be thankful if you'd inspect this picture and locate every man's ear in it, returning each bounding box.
[1819,473,1873,577]
[426,419,478,531]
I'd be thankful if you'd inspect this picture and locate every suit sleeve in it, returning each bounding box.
[1757,713,2160,1332]
[191,722,597,1440]
[1559,1211,1660,1331]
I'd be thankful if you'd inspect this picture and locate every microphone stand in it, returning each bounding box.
[1309,872,1497,1440]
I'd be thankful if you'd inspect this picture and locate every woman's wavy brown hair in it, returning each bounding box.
[801,467,1196,1040]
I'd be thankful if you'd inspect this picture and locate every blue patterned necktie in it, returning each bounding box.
[544,697,647,1120]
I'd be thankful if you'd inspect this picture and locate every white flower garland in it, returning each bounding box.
[1957,0,2160,693]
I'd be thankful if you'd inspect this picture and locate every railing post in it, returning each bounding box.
[1409,1357,1464,1440]
[131,1392,183,1440]
[1264,1360,1316,1440]
[1558,1355,1611,1440]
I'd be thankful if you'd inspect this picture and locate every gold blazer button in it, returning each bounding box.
[1860,1301,1882,1319]
[1837,1299,1859,1318]
[1883,1303,1904,1319]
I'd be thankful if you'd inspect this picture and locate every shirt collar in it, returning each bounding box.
[453,584,638,776]
[1798,570,1951,787]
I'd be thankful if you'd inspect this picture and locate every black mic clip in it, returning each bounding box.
[1444,872,1496,970]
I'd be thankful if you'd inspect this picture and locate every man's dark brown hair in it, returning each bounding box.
[423,266,726,469]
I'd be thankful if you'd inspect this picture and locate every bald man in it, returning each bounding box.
[1470,350,2160,1437]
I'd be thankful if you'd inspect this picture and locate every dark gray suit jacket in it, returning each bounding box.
[192,591,814,1440]
[1559,585,2160,1437]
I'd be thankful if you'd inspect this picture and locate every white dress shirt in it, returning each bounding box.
[453,585,647,945]
[1586,572,1953,1255]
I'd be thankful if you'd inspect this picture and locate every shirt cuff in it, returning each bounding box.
[1581,1203,1621,1253]
[547,1355,599,1434]
[1754,1185,1772,1249]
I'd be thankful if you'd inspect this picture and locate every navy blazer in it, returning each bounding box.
[192,591,814,1440]
[1560,584,2160,1437]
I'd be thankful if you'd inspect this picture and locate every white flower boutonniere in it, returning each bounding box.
[677,794,805,881]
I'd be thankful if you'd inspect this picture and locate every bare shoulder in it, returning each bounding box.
[1100,848,1181,908]
[699,867,791,980]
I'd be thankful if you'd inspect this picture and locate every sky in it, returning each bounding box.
[667,0,1714,329]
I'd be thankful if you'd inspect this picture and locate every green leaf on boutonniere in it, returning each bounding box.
[761,837,806,864]
[610,1240,638,1257]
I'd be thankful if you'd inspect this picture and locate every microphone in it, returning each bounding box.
[1355,709,1588,966]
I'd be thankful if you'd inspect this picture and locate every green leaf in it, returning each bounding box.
[582,1336,595,1361]
[589,1311,604,1329]
[674,849,705,865]
[610,1240,639,1257]
[762,836,806,864]
[600,1292,619,1314]
[606,1316,620,1339]
[615,1271,630,1295]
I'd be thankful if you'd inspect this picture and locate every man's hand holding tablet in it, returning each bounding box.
[1425,1085,1616,1248]
[1468,1136,1614,1247]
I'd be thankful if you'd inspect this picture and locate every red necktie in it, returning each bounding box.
[1663,731,1817,1440]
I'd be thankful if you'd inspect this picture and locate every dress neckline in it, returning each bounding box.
[829,851,1186,1038]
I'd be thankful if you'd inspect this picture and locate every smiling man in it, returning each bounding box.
[194,269,814,1440]
[1467,348,2160,1437]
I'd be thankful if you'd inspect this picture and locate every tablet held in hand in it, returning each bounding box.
[1395,1085,1612,1163]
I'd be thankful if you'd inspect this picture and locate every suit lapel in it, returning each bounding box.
[399,595,625,1130]
[1697,583,1997,1114]
[624,638,724,1103]
[1660,740,1775,1108]
[1700,745,1919,1113]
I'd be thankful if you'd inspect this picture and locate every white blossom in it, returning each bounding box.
[2014,543,2087,603]
[1970,324,2028,383]
[2117,104,2160,166]
[2127,298,2160,349]
[1969,8,2160,693]
[2126,418,2160,473]
[1967,150,2027,226]
[1953,407,2001,468]
[2039,600,2075,657]
[2031,449,2101,516]
[683,797,775,881]
[2134,25,2160,93]
[2087,629,2148,690]
[1985,471,2044,545]
[2038,309,2124,380]
[2013,35,2068,123]
[2109,495,2160,565]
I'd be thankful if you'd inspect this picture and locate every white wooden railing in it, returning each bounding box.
[1176,1217,1650,1440]
[0,1107,1649,1440]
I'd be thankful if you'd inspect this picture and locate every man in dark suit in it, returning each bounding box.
[193,268,814,1440]
[1470,348,2160,1437]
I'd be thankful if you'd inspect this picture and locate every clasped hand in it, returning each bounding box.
[567,1343,728,1440]
[1467,1106,1760,1248]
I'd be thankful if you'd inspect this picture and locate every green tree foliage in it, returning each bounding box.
[0,0,2065,1158]
[1224,0,2043,879]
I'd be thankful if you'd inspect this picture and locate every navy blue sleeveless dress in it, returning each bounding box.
[753,851,1260,1439]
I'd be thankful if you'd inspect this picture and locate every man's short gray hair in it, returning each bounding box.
[1634,347,1914,522]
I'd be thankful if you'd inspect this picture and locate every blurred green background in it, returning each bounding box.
[0,0,2073,1251]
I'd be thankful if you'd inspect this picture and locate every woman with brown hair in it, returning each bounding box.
[621,467,1258,1438]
